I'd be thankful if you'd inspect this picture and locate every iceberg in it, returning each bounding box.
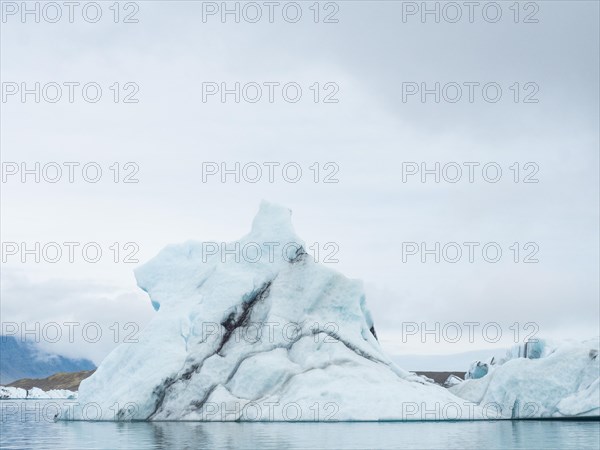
[61,202,482,421]
[450,339,600,418]
[0,386,77,399]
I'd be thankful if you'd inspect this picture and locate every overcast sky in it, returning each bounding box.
[1,1,598,367]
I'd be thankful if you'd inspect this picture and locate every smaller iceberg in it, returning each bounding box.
[0,386,77,399]
[450,338,600,418]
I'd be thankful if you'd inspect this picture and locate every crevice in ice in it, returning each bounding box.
[260,359,354,404]
[369,326,378,341]
[313,328,387,367]
[196,267,216,289]
[289,246,307,264]
[217,280,273,355]
[189,384,220,412]
[148,374,178,419]
[224,346,289,386]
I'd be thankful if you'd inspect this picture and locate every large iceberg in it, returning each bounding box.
[61,202,482,421]
[450,339,600,418]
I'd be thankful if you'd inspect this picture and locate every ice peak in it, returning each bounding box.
[248,201,296,242]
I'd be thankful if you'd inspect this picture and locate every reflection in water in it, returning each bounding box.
[1,401,599,449]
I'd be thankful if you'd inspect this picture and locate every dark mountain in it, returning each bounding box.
[0,335,96,384]
[8,370,96,391]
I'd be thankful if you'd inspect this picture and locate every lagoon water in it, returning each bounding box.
[1,400,599,450]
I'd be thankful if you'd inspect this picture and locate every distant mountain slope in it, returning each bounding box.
[7,370,95,391]
[0,335,96,384]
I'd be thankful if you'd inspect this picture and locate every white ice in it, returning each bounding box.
[450,338,599,418]
[0,386,77,399]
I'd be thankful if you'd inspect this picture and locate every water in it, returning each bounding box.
[1,400,599,450]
